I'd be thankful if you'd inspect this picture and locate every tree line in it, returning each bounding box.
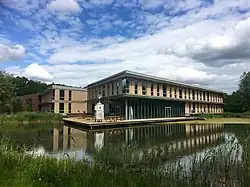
[224,72,250,113]
[0,71,48,113]
[0,70,250,114]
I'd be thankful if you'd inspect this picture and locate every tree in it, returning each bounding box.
[238,72,250,111]
[0,71,16,113]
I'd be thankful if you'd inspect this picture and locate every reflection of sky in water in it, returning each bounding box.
[25,123,235,167]
[164,132,243,175]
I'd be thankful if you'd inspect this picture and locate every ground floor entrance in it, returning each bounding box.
[88,97,185,120]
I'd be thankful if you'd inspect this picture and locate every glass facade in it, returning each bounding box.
[101,98,185,119]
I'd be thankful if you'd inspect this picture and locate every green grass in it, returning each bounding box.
[0,112,63,125]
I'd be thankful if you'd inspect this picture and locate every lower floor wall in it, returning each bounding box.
[41,102,87,114]
[88,97,224,120]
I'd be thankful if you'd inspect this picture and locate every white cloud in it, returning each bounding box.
[167,17,250,66]
[0,44,25,61]
[25,63,54,82]
[47,0,81,14]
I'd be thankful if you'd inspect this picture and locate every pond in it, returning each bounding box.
[4,122,249,163]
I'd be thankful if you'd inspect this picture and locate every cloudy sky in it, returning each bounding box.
[1,0,250,93]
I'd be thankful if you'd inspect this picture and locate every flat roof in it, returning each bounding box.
[86,70,224,93]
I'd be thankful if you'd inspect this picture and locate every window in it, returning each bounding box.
[142,81,146,95]
[203,92,206,101]
[107,84,110,96]
[116,81,120,95]
[208,93,210,101]
[51,103,54,112]
[111,83,114,95]
[200,91,202,101]
[157,84,160,96]
[192,90,195,100]
[52,89,55,100]
[102,85,105,97]
[68,103,71,113]
[69,90,72,101]
[184,89,187,99]
[122,78,129,93]
[60,90,65,100]
[179,88,182,99]
[151,83,154,96]
[134,80,138,94]
[59,103,64,113]
[174,88,177,98]
[170,87,172,97]
[163,85,166,97]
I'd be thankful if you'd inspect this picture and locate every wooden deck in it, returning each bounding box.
[63,117,204,129]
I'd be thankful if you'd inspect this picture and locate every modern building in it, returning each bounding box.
[86,70,224,119]
[40,85,87,114]
[19,93,41,112]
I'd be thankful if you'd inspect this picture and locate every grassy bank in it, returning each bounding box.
[0,112,63,125]
[0,136,250,187]
[193,112,250,119]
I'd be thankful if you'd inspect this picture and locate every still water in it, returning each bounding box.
[6,123,249,163]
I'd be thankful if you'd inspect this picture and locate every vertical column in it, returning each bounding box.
[195,103,198,113]
[146,82,151,96]
[166,85,170,98]
[53,128,59,152]
[153,83,157,96]
[172,86,175,98]
[159,84,163,97]
[182,88,185,99]
[54,102,59,113]
[125,98,128,120]
[138,80,142,95]
[129,78,134,94]
[176,87,180,98]
[63,126,69,150]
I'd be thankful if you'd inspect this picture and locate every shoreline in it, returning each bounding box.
[167,118,250,124]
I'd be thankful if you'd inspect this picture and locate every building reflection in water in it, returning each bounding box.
[48,123,225,160]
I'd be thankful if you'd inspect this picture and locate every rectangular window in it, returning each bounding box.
[111,83,114,95]
[68,103,71,113]
[174,88,177,98]
[151,83,154,96]
[134,80,138,94]
[107,84,110,96]
[170,87,172,98]
[59,103,64,113]
[60,90,65,100]
[102,85,105,97]
[142,81,146,95]
[69,90,72,101]
[192,90,195,100]
[203,92,206,101]
[116,81,120,95]
[200,92,202,101]
[179,88,182,99]
[163,85,166,97]
[122,78,129,94]
[184,89,187,99]
[157,84,160,96]
[51,103,54,112]
[52,89,55,100]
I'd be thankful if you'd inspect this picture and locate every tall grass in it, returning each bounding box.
[1,134,250,187]
[194,112,250,119]
[0,112,63,125]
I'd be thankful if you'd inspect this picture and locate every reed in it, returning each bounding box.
[0,135,250,187]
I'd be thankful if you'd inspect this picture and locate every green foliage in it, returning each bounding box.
[0,71,16,113]
[225,71,250,113]
[0,70,49,114]
[0,112,63,126]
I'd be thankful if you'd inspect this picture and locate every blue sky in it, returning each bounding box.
[1,0,250,93]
